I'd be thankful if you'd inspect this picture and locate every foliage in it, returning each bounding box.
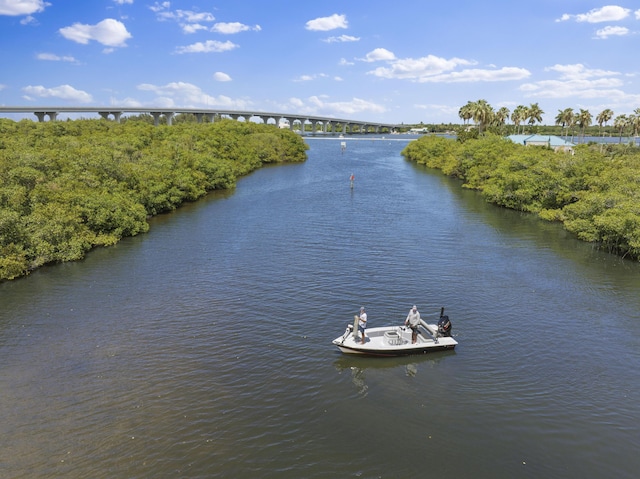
[0,118,308,280]
[402,134,640,260]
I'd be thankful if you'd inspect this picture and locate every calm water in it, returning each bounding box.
[1,136,639,479]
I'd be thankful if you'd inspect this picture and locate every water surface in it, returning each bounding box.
[1,136,639,479]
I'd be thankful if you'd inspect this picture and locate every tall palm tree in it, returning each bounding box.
[511,105,527,134]
[470,99,494,134]
[555,108,574,140]
[596,108,614,137]
[630,114,640,145]
[576,109,592,142]
[526,103,544,129]
[458,102,473,125]
[494,106,510,131]
[613,114,628,143]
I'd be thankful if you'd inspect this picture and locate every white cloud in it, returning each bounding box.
[150,3,216,34]
[36,53,78,62]
[294,73,328,82]
[422,66,531,83]
[22,84,92,102]
[339,58,354,66]
[0,0,49,16]
[59,19,131,47]
[520,80,625,99]
[595,25,629,39]
[636,9,640,20]
[155,8,215,23]
[136,81,251,109]
[149,2,170,13]
[213,72,232,82]
[113,0,133,4]
[360,48,396,62]
[175,40,238,54]
[211,22,261,34]
[182,23,208,34]
[363,51,529,83]
[545,63,619,80]
[519,63,624,99]
[111,96,143,107]
[557,5,630,23]
[278,95,385,117]
[305,14,348,31]
[288,97,305,108]
[323,35,359,43]
[20,15,37,25]
[308,96,386,115]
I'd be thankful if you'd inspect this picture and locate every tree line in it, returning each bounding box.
[0,118,308,281]
[458,99,640,142]
[402,134,640,261]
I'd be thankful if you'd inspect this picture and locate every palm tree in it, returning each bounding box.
[555,108,574,140]
[470,99,494,134]
[526,103,544,129]
[596,108,614,138]
[613,114,628,143]
[575,109,592,142]
[511,105,527,134]
[458,102,473,125]
[493,106,510,131]
[630,114,640,146]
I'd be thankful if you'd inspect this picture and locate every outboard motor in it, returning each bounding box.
[437,315,452,337]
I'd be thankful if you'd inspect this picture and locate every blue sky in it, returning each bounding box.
[1,1,640,125]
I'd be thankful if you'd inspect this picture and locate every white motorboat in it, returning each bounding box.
[332,308,457,356]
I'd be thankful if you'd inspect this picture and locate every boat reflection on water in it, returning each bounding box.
[333,350,456,395]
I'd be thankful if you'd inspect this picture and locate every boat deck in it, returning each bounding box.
[333,324,457,356]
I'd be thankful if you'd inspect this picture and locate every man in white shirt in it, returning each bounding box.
[405,305,421,344]
[358,307,367,344]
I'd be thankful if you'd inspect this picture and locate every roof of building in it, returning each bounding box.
[507,134,575,148]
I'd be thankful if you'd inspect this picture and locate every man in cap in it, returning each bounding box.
[358,307,367,344]
[405,305,421,344]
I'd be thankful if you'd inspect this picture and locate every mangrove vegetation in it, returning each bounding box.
[402,134,640,261]
[0,118,308,281]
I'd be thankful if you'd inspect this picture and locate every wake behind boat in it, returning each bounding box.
[332,307,457,357]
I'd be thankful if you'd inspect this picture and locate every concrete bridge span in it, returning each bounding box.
[0,106,397,133]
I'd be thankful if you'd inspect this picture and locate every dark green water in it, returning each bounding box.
[1,136,639,478]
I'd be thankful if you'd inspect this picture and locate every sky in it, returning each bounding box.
[1,0,640,125]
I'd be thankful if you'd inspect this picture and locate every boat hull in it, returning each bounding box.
[332,324,457,357]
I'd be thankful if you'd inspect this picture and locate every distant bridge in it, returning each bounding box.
[0,106,397,133]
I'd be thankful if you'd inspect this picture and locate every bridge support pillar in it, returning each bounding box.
[34,111,58,122]
[98,112,123,122]
[151,112,176,126]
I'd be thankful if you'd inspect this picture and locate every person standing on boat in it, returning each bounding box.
[405,305,421,344]
[358,307,367,344]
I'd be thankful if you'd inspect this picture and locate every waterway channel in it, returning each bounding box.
[1,135,639,478]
